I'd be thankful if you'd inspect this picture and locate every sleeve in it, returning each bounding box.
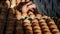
[34,0,60,18]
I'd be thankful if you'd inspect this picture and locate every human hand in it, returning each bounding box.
[22,1,36,13]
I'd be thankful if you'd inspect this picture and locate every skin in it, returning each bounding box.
[22,1,36,18]
[10,0,16,8]
[16,0,21,5]
[22,1,36,13]
[10,0,36,18]
[21,0,30,2]
[6,0,36,19]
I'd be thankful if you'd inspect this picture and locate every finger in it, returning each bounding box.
[16,0,21,5]
[11,0,16,5]
[10,0,16,8]
[26,0,30,2]
[26,1,32,6]
[29,8,34,11]
[22,5,28,13]
[21,0,25,2]
[28,4,36,9]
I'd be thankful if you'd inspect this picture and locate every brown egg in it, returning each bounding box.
[39,19,46,24]
[30,14,35,19]
[42,15,49,19]
[26,31,33,34]
[48,21,55,25]
[34,32,42,34]
[40,23,47,26]
[26,29,33,32]
[54,32,60,34]
[36,14,42,19]
[34,29,41,33]
[26,30,33,34]
[50,25,57,29]
[47,19,53,22]
[52,29,59,33]
[24,22,31,27]
[24,20,31,26]
[49,21,55,23]
[25,26,32,29]
[28,11,34,15]
[32,19,38,23]
[44,32,52,34]
[33,26,41,30]
[48,23,55,26]
[32,19,39,24]
[42,29,50,32]
[32,22,39,26]
[42,26,49,29]
[24,26,33,34]
[39,19,45,22]
[34,30,42,34]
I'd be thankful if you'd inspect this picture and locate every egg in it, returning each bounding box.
[50,25,57,29]
[44,32,52,34]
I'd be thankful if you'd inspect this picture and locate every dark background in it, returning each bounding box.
[35,0,60,18]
